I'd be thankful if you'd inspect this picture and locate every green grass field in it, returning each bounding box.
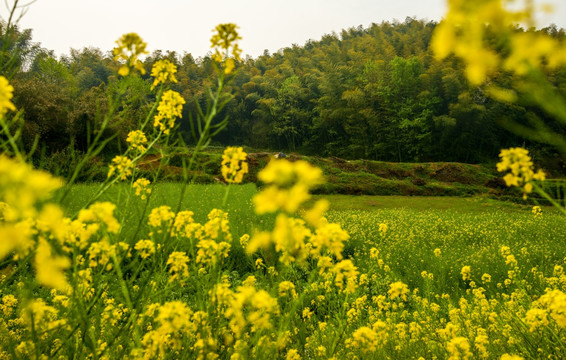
[60,182,564,299]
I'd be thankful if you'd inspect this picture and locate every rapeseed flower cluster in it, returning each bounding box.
[113,33,148,76]
[153,90,185,135]
[432,0,566,85]
[221,146,248,183]
[248,159,357,295]
[107,155,133,180]
[210,23,242,74]
[126,130,148,152]
[253,159,323,214]
[497,147,546,198]
[150,59,178,90]
[133,177,151,200]
[0,76,16,116]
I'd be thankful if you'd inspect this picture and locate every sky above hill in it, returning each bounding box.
[11,0,566,59]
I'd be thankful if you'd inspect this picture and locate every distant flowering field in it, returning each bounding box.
[0,1,566,359]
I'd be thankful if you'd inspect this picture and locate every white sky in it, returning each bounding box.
[10,0,566,59]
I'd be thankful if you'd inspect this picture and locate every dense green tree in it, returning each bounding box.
[4,19,565,168]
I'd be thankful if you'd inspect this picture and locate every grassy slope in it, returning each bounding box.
[140,149,511,197]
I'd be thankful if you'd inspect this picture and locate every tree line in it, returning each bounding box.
[4,17,566,165]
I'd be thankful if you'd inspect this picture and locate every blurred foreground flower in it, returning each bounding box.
[210,23,242,74]
[113,33,148,76]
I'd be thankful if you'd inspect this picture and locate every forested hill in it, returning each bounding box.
[8,18,566,165]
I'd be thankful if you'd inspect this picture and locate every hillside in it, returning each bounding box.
[131,149,508,197]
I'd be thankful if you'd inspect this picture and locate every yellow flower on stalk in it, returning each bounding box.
[171,210,196,238]
[239,234,249,248]
[196,239,231,267]
[388,281,409,301]
[224,285,279,337]
[150,59,178,90]
[461,266,472,281]
[253,159,323,214]
[310,220,349,260]
[113,33,148,76]
[87,239,128,270]
[35,238,70,291]
[332,259,359,294]
[285,349,301,360]
[126,130,148,152]
[134,240,155,260]
[77,201,121,234]
[133,178,151,200]
[148,205,175,233]
[0,76,16,116]
[167,251,190,283]
[532,205,542,217]
[0,155,63,220]
[141,301,193,357]
[347,326,378,354]
[432,0,566,86]
[108,155,133,181]
[538,289,566,327]
[278,281,298,299]
[210,23,242,74]
[446,336,472,360]
[497,147,545,199]
[524,308,549,331]
[153,90,185,135]
[21,299,67,334]
[201,208,232,242]
[221,146,248,184]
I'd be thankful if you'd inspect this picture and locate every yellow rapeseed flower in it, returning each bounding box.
[150,59,178,89]
[113,33,148,76]
[126,130,148,152]
[497,147,545,199]
[446,336,472,360]
[210,23,242,74]
[0,155,63,219]
[431,0,566,86]
[221,146,248,184]
[0,76,16,116]
[347,326,378,354]
[35,237,70,291]
[154,90,185,135]
[461,266,472,281]
[77,202,121,234]
[388,281,409,301]
[133,178,151,200]
[134,240,155,259]
[332,260,359,294]
[253,159,323,214]
[167,251,190,283]
[108,155,133,181]
[278,281,298,299]
[500,354,524,360]
[148,205,175,232]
